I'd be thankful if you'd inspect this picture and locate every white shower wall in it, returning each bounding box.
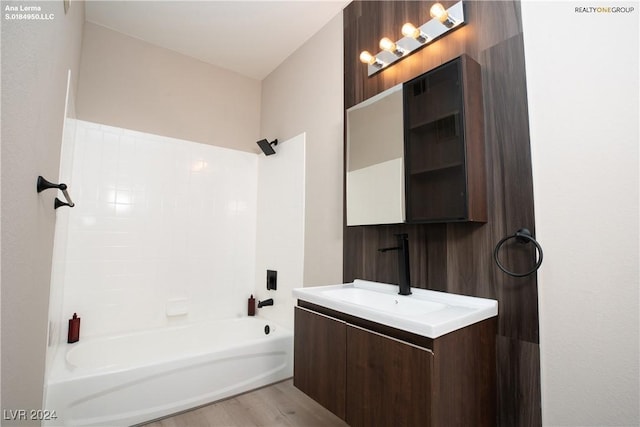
[254,133,305,330]
[46,72,78,370]
[58,120,258,339]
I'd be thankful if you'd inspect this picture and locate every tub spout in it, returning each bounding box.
[257,298,273,308]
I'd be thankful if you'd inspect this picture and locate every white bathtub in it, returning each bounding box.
[44,317,293,426]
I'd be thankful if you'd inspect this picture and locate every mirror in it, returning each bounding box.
[346,84,404,226]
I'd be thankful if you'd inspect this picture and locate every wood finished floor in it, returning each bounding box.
[140,379,349,427]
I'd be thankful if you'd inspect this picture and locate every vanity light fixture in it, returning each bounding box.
[359,1,466,77]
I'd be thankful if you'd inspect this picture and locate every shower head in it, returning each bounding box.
[257,138,278,156]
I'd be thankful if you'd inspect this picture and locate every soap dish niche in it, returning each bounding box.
[166,298,189,317]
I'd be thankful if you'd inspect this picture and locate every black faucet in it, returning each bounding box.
[378,233,411,295]
[257,298,274,308]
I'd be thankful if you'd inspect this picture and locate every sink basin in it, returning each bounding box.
[322,287,447,316]
[292,279,498,338]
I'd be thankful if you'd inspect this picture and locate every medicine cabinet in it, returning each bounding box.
[346,54,486,225]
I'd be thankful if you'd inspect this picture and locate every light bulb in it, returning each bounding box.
[402,22,428,43]
[359,50,376,65]
[359,50,383,68]
[379,37,397,52]
[379,37,404,57]
[402,23,419,39]
[430,3,448,22]
[430,2,455,27]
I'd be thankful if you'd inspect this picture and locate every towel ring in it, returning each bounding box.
[493,228,543,277]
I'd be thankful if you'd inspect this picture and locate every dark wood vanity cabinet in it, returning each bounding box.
[403,54,486,223]
[346,324,432,426]
[294,303,497,427]
[293,306,346,419]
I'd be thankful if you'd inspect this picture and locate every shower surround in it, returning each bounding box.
[54,120,259,339]
[45,120,305,383]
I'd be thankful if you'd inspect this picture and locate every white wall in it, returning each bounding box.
[1,0,85,420]
[522,2,639,425]
[54,121,258,339]
[77,22,262,153]
[260,12,344,287]
[254,133,306,330]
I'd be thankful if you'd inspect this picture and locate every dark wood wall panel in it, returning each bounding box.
[343,2,541,425]
[481,33,539,343]
[497,336,542,426]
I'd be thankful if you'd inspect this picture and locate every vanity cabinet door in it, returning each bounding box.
[346,325,433,427]
[403,54,486,223]
[293,307,347,420]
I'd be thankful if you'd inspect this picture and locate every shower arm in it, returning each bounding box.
[37,176,75,209]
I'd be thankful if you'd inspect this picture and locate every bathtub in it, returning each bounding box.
[44,317,293,426]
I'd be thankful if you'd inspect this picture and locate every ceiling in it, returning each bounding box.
[85,0,350,81]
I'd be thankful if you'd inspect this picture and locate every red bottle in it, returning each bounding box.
[248,295,256,316]
[68,313,80,343]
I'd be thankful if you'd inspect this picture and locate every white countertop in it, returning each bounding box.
[292,279,498,339]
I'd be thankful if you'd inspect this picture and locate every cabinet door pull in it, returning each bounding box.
[347,323,434,354]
